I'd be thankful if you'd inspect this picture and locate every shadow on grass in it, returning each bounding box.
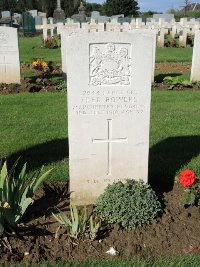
[5,136,200,196]
[7,138,68,173]
[154,73,182,83]
[149,136,200,194]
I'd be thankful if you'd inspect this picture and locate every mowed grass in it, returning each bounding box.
[8,255,200,267]
[156,47,193,62]
[18,35,192,64]
[19,35,61,63]
[0,93,68,182]
[1,91,200,184]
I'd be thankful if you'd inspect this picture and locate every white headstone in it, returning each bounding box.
[66,31,155,205]
[38,12,46,18]
[135,18,142,28]
[157,28,165,47]
[1,11,10,18]
[0,27,20,84]
[91,11,100,19]
[57,22,64,34]
[49,17,54,36]
[60,28,83,77]
[179,29,187,47]
[180,17,188,26]
[28,10,38,17]
[191,30,200,82]
[106,21,121,32]
[42,17,48,40]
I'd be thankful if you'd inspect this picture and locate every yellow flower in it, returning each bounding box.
[41,61,48,67]
[32,61,38,67]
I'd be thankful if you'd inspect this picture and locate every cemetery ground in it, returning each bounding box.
[0,36,200,266]
[0,36,197,94]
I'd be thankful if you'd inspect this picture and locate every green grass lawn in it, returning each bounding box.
[0,93,68,182]
[7,255,200,267]
[18,35,193,64]
[19,36,61,63]
[1,91,200,185]
[156,47,193,62]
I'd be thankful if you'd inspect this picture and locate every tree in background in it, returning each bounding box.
[167,8,177,14]
[102,0,139,17]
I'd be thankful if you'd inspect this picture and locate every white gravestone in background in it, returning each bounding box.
[60,28,83,78]
[191,30,200,82]
[66,31,155,205]
[0,27,20,84]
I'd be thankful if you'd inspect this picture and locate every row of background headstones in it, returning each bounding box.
[0,26,200,84]
[40,16,200,49]
[1,10,46,26]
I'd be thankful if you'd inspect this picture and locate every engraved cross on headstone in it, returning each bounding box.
[92,119,128,176]
[0,55,12,78]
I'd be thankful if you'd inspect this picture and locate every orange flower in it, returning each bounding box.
[41,61,48,67]
[32,61,38,67]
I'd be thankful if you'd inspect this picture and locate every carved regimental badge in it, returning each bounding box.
[90,43,131,86]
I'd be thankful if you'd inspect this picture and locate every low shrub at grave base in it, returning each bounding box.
[95,180,162,230]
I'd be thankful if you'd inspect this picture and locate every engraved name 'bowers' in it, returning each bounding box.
[90,43,131,86]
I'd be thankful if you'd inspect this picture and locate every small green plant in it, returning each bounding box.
[56,80,67,92]
[89,215,101,240]
[53,206,101,240]
[163,76,192,90]
[95,180,162,230]
[52,205,87,239]
[195,81,200,88]
[0,160,52,236]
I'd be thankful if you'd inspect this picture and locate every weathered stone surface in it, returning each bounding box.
[66,31,155,205]
[191,30,200,82]
[0,27,20,84]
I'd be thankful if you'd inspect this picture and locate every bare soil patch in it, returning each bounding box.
[0,62,197,94]
[0,182,199,264]
[155,62,191,74]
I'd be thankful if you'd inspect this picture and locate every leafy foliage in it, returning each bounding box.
[53,205,100,240]
[95,180,162,230]
[56,80,67,93]
[89,215,101,240]
[103,0,139,17]
[163,76,192,90]
[0,160,52,236]
[53,205,87,239]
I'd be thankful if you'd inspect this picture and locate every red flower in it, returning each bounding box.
[179,169,197,187]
